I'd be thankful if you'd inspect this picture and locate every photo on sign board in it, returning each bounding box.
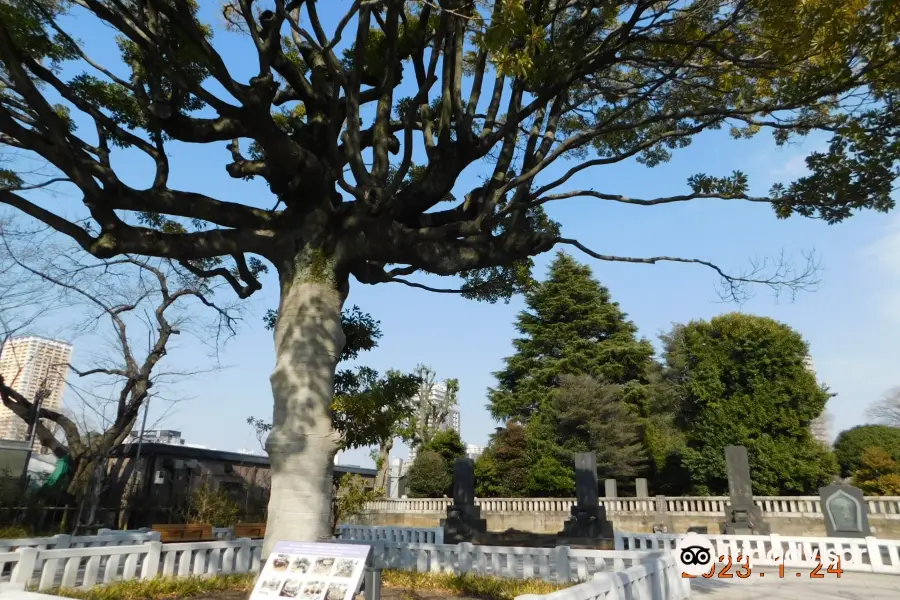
[312,557,335,576]
[279,579,302,598]
[324,583,347,600]
[300,580,325,600]
[258,578,283,595]
[272,555,291,571]
[332,559,356,579]
[290,557,311,574]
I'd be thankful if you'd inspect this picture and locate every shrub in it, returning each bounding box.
[181,482,240,527]
[406,450,453,498]
[853,447,900,495]
[331,474,379,533]
[0,525,30,539]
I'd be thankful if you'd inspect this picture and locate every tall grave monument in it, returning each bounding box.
[560,452,614,539]
[441,457,487,543]
[722,445,770,535]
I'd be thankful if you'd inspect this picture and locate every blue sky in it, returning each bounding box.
[8,2,900,469]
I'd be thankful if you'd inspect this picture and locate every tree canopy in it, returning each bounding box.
[1,0,897,297]
[833,424,900,477]
[661,312,837,495]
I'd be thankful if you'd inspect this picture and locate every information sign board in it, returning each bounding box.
[250,541,372,600]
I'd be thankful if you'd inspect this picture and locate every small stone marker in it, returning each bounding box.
[604,478,618,498]
[560,452,614,538]
[441,457,487,543]
[635,478,649,497]
[819,484,871,538]
[722,445,770,535]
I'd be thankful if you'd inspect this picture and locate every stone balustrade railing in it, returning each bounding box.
[364,496,900,518]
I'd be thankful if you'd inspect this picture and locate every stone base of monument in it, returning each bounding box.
[440,505,487,544]
[721,508,771,535]
[558,506,615,539]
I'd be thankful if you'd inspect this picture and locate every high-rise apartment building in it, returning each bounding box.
[0,336,73,450]
[804,355,832,446]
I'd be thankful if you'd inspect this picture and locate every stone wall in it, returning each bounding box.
[351,509,900,538]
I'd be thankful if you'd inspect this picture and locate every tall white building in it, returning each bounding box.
[465,443,485,460]
[0,336,73,450]
[804,356,832,446]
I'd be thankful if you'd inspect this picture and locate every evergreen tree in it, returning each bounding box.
[488,251,655,422]
[487,252,659,492]
[661,313,838,495]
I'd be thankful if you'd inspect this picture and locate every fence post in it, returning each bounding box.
[613,532,625,550]
[865,537,885,572]
[11,547,38,587]
[52,534,71,549]
[457,542,473,574]
[554,546,571,583]
[236,538,252,573]
[433,527,444,544]
[141,540,163,580]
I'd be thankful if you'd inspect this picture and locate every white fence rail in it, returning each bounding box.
[515,553,690,600]
[2,539,264,590]
[364,496,900,518]
[339,538,671,583]
[615,531,900,574]
[336,524,444,544]
[0,534,673,590]
[0,532,158,553]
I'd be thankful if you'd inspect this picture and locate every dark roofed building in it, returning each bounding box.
[105,442,375,529]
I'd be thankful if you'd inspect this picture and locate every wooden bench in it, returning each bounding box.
[234,523,266,539]
[151,523,214,542]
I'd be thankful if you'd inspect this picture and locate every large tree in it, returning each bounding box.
[661,313,838,495]
[1,0,897,550]
[252,307,420,490]
[489,251,655,421]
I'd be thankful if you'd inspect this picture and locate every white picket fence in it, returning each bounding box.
[517,552,690,600]
[336,524,444,544]
[615,531,900,574]
[340,538,672,583]
[1,538,264,590]
[0,531,158,553]
[0,551,693,600]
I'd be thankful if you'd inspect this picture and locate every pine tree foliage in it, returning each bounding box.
[489,251,655,421]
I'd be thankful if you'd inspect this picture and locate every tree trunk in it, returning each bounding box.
[264,262,345,557]
[374,438,393,491]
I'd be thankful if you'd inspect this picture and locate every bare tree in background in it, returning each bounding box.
[867,387,900,428]
[0,223,239,531]
[406,364,460,449]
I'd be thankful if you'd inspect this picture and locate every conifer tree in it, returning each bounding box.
[489,251,655,422]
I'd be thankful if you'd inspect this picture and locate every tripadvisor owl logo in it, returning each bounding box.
[675,532,716,576]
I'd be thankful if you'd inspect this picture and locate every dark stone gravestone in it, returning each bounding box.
[560,452,614,538]
[819,484,871,538]
[441,457,487,543]
[722,445,770,535]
